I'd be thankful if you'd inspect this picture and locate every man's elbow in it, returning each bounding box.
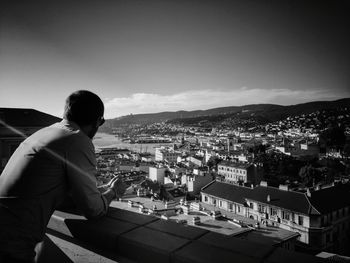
[75,194,109,220]
[83,198,109,220]
[84,207,108,221]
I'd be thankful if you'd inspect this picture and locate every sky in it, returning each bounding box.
[1,0,349,119]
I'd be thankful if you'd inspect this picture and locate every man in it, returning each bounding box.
[0,90,126,262]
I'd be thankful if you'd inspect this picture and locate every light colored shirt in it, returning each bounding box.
[0,120,108,260]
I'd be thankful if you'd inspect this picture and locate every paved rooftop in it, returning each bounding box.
[112,197,306,241]
[48,207,325,263]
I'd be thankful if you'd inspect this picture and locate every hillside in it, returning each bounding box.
[100,98,350,132]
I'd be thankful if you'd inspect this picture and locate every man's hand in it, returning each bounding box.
[108,177,127,198]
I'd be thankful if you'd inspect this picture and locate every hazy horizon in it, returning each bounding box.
[1,1,349,119]
[3,97,348,120]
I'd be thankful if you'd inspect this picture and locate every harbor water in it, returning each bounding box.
[93,133,174,155]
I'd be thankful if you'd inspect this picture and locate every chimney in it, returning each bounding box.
[278,184,289,191]
[260,181,268,187]
[267,195,270,202]
[306,188,312,197]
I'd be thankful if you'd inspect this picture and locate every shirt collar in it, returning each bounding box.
[60,119,81,131]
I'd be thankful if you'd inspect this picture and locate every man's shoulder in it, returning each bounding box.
[28,122,92,150]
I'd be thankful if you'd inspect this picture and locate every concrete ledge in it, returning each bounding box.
[64,217,138,251]
[265,248,325,263]
[118,227,190,263]
[198,231,274,259]
[47,207,326,263]
[145,220,208,240]
[172,241,256,263]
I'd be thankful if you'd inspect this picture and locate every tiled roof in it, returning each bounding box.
[248,186,318,215]
[308,184,350,214]
[0,108,61,127]
[201,181,317,215]
[218,161,252,169]
[201,181,251,205]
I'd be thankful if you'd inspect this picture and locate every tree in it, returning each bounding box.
[207,156,221,169]
[343,143,350,158]
[299,165,315,186]
[319,126,346,152]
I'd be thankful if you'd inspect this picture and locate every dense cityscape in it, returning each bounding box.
[1,101,350,261]
[93,103,350,258]
[2,0,350,261]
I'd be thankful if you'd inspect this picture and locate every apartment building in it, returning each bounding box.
[155,147,181,163]
[188,155,204,167]
[181,172,213,195]
[275,140,320,158]
[201,181,350,254]
[149,166,167,183]
[0,108,60,171]
[217,161,262,185]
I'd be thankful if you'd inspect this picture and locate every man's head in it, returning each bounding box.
[63,90,105,139]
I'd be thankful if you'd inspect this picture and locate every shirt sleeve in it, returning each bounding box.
[65,135,108,220]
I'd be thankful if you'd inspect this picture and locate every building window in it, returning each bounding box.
[282,211,290,220]
[249,203,253,209]
[270,208,277,216]
[298,216,304,226]
[219,200,222,207]
[204,196,208,202]
[213,199,216,205]
[229,203,233,211]
[258,204,265,213]
[237,206,241,213]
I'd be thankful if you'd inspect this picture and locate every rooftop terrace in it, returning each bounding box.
[47,206,326,263]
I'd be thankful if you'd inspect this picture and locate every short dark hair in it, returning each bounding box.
[63,90,104,126]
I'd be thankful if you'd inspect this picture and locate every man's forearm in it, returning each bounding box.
[102,188,116,205]
[98,184,108,193]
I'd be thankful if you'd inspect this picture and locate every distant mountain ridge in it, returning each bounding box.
[101,98,350,130]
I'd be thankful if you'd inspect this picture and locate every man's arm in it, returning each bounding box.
[102,188,116,204]
[97,184,108,193]
[65,137,109,220]
[100,177,127,203]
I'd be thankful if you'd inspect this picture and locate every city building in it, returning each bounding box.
[0,108,61,171]
[188,155,204,167]
[226,136,240,152]
[149,166,167,183]
[97,147,130,158]
[181,172,214,196]
[275,139,320,158]
[155,147,181,163]
[217,161,263,185]
[201,180,350,254]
